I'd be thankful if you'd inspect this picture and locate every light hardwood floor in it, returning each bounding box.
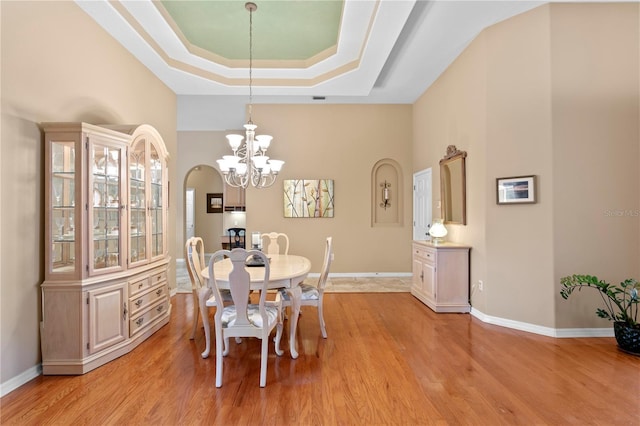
[2,292,638,425]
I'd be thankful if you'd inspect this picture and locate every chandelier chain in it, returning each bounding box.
[216,2,284,189]
[248,2,253,123]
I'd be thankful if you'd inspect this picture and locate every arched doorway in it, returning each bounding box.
[184,165,224,254]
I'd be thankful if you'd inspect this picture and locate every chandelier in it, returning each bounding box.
[217,2,284,189]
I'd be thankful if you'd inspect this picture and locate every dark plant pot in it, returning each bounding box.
[613,322,640,356]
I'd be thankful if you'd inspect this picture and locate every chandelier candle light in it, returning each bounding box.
[217,2,284,189]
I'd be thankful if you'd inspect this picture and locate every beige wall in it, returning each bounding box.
[246,104,413,273]
[551,3,640,327]
[177,105,414,274]
[484,5,555,327]
[1,2,177,384]
[414,3,639,328]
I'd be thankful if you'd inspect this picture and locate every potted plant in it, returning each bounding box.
[560,274,639,355]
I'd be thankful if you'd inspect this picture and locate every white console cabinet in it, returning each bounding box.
[411,241,470,313]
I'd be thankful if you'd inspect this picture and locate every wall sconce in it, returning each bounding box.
[429,220,448,244]
[380,181,391,209]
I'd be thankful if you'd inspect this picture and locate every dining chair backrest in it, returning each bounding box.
[228,228,246,249]
[185,236,205,291]
[185,236,208,341]
[260,232,290,255]
[317,236,333,291]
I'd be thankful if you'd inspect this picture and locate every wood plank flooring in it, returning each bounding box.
[2,292,638,425]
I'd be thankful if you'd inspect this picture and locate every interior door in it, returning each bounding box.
[413,168,432,240]
[186,188,195,240]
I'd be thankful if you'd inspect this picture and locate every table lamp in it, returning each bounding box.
[429,220,448,244]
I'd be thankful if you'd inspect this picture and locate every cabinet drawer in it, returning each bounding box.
[129,276,150,296]
[130,299,169,337]
[413,245,436,263]
[150,271,167,287]
[129,282,167,317]
[129,270,167,296]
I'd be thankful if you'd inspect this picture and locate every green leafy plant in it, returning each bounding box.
[560,274,639,328]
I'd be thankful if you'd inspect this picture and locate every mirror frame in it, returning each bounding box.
[439,145,467,225]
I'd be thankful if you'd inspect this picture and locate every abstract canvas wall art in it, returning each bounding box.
[283,179,334,218]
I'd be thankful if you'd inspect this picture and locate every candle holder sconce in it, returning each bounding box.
[380,181,391,209]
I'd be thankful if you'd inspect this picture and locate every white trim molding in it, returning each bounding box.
[308,272,412,278]
[1,364,41,397]
[470,308,614,338]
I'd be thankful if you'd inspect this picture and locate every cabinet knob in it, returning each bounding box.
[156,289,163,296]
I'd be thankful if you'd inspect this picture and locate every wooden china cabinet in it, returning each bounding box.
[41,122,171,375]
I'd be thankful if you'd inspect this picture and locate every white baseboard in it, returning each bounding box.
[1,364,41,397]
[470,308,614,338]
[308,272,412,278]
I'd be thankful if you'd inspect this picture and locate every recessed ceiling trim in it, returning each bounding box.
[153,2,340,70]
[107,0,363,88]
[75,0,416,96]
[116,0,377,79]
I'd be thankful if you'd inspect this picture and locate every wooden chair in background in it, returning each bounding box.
[260,232,289,255]
[279,236,333,338]
[185,237,232,357]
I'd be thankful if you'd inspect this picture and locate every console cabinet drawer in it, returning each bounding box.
[413,245,435,264]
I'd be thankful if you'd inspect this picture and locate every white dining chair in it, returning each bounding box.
[260,232,289,255]
[279,236,333,338]
[185,237,232,356]
[207,248,284,387]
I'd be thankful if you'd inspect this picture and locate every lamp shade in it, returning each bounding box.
[269,160,284,172]
[429,220,448,241]
[226,134,244,151]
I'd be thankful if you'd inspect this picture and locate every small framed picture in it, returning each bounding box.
[496,175,536,204]
[207,193,223,213]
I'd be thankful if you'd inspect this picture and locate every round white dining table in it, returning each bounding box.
[201,254,311,359]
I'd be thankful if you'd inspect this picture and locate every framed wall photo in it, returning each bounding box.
[496,175,536,204]
[207,193,223,213]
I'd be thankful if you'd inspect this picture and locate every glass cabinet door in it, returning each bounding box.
[149,144,163,259]
[90,142,125,274]
[129,135,166,266]
[51,140,77,274]
[129,139,147,265]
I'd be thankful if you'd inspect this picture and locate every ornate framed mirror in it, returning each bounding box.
[439,145,467,225]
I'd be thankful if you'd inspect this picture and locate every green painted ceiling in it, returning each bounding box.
[159,1,343,61]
